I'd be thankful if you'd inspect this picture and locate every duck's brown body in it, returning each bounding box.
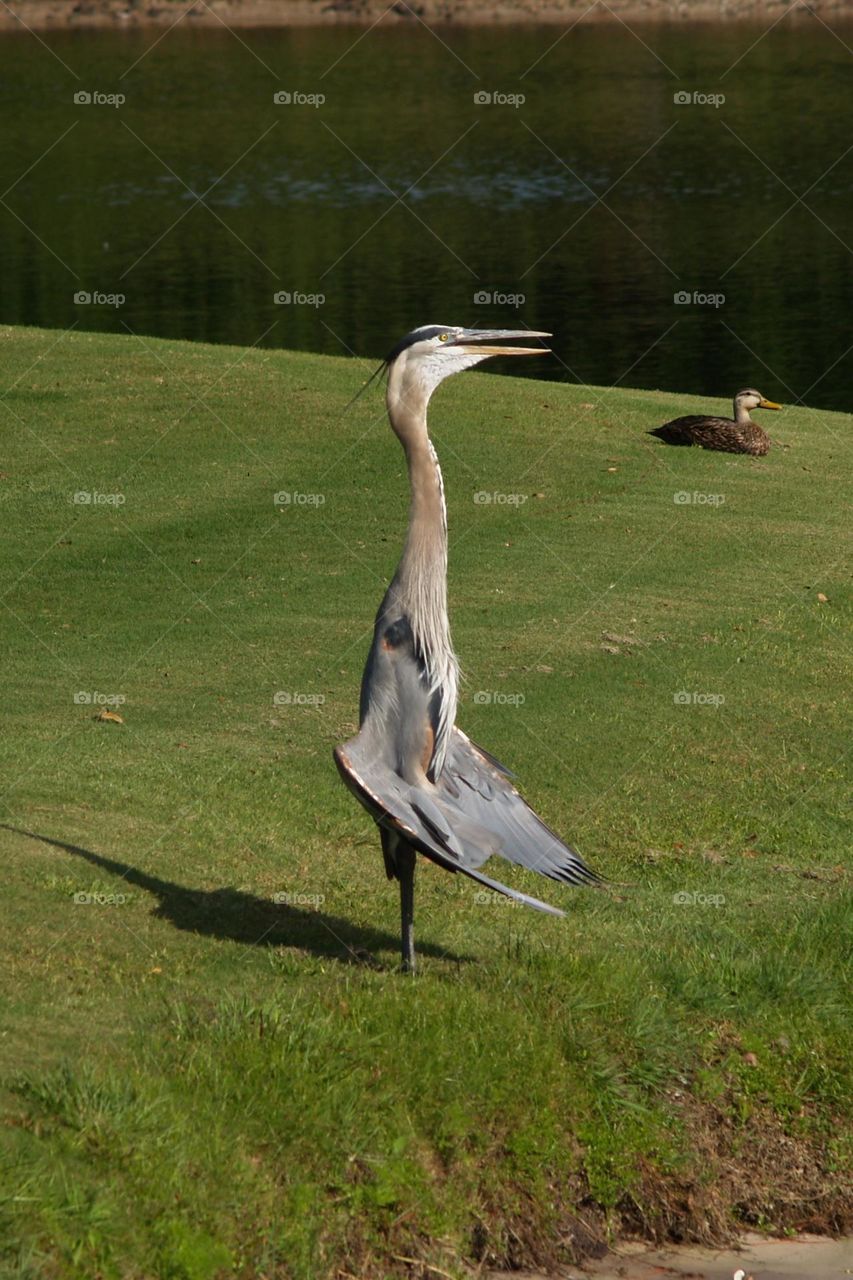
[650,415,770,456]
[649,388,781,456]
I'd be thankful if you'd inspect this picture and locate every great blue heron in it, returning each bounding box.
[334,325,601,972]
[649,388,782,455]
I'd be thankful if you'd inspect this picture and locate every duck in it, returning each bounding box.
[649,388,782,455]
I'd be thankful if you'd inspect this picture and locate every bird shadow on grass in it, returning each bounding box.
[3,824,469,968]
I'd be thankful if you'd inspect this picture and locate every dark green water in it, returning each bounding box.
[1,19,851,407]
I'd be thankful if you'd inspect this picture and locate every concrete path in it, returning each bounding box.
[490,1233,853,1280]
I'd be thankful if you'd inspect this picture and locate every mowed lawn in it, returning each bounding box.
[0,323,850,1279]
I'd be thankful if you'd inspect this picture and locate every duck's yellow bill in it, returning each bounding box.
[759,398,782,410]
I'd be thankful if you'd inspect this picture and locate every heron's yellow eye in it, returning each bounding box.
[438,333,449,342]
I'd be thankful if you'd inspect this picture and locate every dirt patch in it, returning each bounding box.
[618,1095,852,1245]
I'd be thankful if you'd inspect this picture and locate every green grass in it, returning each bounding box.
[0,323,850,1278]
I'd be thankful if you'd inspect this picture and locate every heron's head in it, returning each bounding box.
[734,387,782,414]
[381,324,551,404]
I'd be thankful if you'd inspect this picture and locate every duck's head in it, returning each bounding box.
[734,388,782,418]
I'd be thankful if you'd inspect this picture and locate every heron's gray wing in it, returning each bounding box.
[334,734,565,916]
[437,728,601,887]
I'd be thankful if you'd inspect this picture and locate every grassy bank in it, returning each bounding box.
[0,324,850,1278]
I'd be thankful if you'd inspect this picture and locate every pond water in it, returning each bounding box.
[1,18,851,408]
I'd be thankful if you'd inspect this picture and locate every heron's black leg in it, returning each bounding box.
[398,844,416,975]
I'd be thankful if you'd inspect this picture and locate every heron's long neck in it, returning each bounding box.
[386,376,452,671]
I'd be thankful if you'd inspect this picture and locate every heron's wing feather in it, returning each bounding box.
[334,735,564,916]
[437,728,602,886]
[457,737,515,779]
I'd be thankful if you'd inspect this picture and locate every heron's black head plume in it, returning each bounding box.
[345,358,388,411]
[345,326,450,411]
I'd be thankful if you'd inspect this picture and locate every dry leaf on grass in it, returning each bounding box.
[94,708,123,724]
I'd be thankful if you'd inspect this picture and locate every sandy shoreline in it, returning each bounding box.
[3,0,853,32]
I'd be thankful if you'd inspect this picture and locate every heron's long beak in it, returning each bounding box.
[452,328,552,357]
[758,397,782,410]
